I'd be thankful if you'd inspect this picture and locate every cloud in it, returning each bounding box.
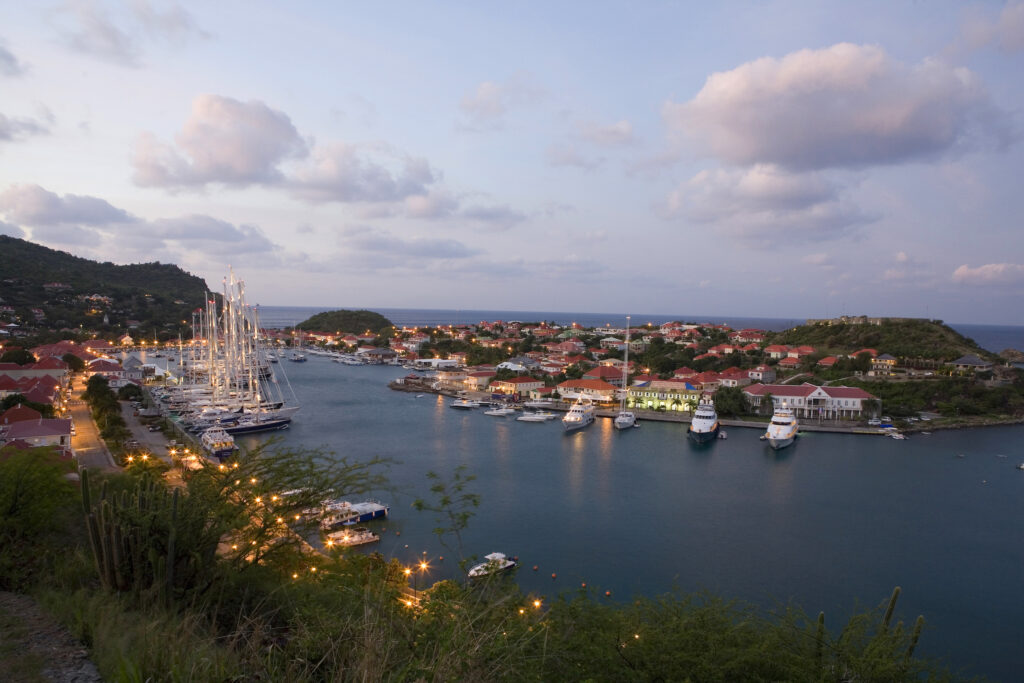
[333,225,480,272]
[133,95,308,187]
[545,143,602,170]
[664,165,875,244]
[0,184,135,226]
[289,142,435,203]
[664,43,1012,171]
[460,204,527,230]
[952,263,1024,286]
[579,120,635,146]
[802,252,832,266]
[955,2,1024,54]
[55,0,207,67]
[0,219,25,238]
[0,113,50,142]
[147,215,276,253]
[0,40,25,76]
[404,191,459,219]
[458,75,545,129]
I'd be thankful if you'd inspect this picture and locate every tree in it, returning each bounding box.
[714,386,747,417]
[62,352,86,372]
[0,348,35,365]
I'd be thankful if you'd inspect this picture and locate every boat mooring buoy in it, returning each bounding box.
[551,573,556,579]
[533,565,538,571]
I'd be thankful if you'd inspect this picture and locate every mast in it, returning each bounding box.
[620,316,630,413]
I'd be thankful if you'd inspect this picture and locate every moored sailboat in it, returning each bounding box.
[614,315,637,430]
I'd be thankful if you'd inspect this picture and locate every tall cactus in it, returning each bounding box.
[880,586,901,633]
[80,471,182,602]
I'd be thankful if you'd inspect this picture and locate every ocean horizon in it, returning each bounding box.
[252,305,1024,355]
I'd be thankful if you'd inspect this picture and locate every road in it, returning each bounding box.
[67,383,116,471]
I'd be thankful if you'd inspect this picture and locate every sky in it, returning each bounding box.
[1,1,1023,325]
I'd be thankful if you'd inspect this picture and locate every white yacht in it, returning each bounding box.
[468,552,518,578]
[562,396,595,431]
[517,410,557,422]
[613,315,637,430]
[688,400,720,443]
[484,405,517,416]
[450,398,481,410]
[765,404,799,450]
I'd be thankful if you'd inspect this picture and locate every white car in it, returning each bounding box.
[868,418,881,426]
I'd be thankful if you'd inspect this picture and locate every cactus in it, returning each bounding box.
[880,586,901,633]
[814,610,825,673]
[80,472,183,602]
[906,615,925,660]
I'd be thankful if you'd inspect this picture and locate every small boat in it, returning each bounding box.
[688,400,721,443]
[562,396,595,432]
[325,526,379,547]
[516,411,557,422]
[523,399,556,409]
[450,398,481,409]
[289,352,307,362]
[320,499,390,528]
[484,406,517,416]
[200,426,236,462]
[889,433,907,440]
[1017,464,1024,470]
[765,404,798,450]
[415,394,426,398]
[468,552,517,578]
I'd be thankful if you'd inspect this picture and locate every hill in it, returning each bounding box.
[769,319,993,361]
[0,235,210,338]
[296,309,394,334]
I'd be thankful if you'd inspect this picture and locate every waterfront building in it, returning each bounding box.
[556,379,617,403]
[490,376,543,395]
[627,380,702,411]
[743,383,878,419]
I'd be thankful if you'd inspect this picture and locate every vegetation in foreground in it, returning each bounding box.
[0,442,972,681]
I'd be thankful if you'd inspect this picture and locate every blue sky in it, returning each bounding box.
[1,1,1022,324]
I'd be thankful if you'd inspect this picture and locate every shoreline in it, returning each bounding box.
[389,379,1024,435]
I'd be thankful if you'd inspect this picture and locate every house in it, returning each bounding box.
[465,371,497,390]
[871,353,898,375]
[743,383,878,418]
[1,404,42,425]
[747,365,776,383]
[951,354,993,373]
[673,367,696,379]
[777,357,801,369]
[817,356,838,368]
[764,345,790,359]
[849,348,878,359]
[717,369,751,388]
[582,365,627,387]
[556,379,617,403]
[490,376,544,395]
[0,418,73,453]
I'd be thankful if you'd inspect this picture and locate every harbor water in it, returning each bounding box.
[232,356,1024,681]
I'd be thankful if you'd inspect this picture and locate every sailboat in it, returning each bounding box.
[613,315,637,430]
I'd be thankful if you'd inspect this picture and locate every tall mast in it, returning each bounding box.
[621,316,630,412]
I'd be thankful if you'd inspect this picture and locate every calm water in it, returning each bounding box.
[233,357,1024,681]
[253,305,1024,354]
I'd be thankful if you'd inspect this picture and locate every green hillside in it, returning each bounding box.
[296,309,394,334]
[769,319,992,361]
[0,235,210,338]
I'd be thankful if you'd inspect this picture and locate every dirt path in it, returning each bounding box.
[0,592,102,682]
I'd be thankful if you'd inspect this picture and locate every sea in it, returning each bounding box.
[155,307,1024,680]
[252,305,1024,355]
